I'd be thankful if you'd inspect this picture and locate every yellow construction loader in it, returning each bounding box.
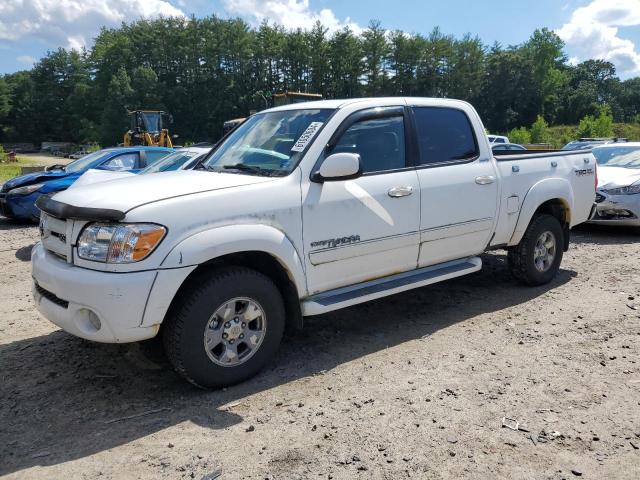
[124,110,174,147]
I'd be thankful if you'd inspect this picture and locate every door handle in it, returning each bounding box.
[388,186,413,198]
[475,175,495,185]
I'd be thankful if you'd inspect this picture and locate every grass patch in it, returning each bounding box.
[0,156,48,182]
[0,164,22,182]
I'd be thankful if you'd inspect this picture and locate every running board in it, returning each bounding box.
[302,257,482,316]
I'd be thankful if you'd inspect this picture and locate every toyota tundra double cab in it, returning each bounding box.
[32,97,596,388]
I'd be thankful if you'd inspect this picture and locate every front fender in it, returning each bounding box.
[160,224,307,297]
[509,178,573,246]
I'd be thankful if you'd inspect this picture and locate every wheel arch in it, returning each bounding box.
[159,224,307,332]
[509,178,573,248]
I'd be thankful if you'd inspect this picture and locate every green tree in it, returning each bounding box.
[0,78,10,121]
[576,104,614,138]
[327,27,363,98]
[559,60,620,124]
[521,28,567,120]
[130,67,164,109]
[530,115,550,143]
[100,67,134,146]
[307,21,330,94]
[1,71,36,142]
[448,34,485,103]
[508,127,532,145]
[618,78,640,122]
[480,46,538,132]
[0,77,11,141]
[361,20,390,95]
[416,27,455,97]
[389,30,421,95]
[1,16,640,145]
[25,48,94,143]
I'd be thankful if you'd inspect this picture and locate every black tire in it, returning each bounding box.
[508,214,564,286]
[162,266,285,389]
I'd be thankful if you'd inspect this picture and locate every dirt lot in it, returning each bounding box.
[1,219,639,480]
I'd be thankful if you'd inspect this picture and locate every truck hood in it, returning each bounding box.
[52,170,275,212]
[597,166,640,188]
[70,169,137,189]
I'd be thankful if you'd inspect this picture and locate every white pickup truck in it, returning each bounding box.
[32,97,596,388]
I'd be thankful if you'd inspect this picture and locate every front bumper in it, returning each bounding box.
[588,192,640,227]
[0,191,42,220]
[31,243,192,343]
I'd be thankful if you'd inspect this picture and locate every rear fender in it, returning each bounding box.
[508,178,573,246]
[160,224,307,297]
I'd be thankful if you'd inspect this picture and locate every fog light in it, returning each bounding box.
[87,310,101,331]
[75,308,102,333]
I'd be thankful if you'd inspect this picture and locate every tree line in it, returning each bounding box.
[0,16,639,147]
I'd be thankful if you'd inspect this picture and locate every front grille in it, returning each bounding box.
[595,192,606,203]
[35,282,69,309]
[40,213,70,261]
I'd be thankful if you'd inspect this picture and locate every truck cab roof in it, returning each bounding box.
[264,97,473,113]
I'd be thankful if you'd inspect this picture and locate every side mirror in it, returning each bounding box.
[312,152,362,182]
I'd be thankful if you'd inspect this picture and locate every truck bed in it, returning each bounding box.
[489,149,596,247]
[492,149,587,158]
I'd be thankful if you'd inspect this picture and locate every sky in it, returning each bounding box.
[1,0,639,79]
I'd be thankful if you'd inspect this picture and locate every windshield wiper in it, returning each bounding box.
[194,164,219,172]
[222,163,273,176]
[47,164,66,171]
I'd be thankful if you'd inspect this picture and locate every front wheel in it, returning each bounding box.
[508,214,564,286]
[162,267,285,389]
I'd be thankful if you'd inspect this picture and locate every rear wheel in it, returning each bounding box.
[162,267,285,389]
[508,214,564,286]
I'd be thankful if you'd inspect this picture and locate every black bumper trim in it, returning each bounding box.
[34,282,69,309]
[0,195,14,218]
[36,195,125,221]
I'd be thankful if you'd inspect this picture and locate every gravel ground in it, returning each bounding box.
[1,218,639,480]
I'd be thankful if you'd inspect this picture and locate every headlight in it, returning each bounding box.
[77,223,166,263]
[9,183,44,195]
[603,183,640,195]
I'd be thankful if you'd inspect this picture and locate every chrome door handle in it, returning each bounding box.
[388,186,413,198]
[475,175,495,185]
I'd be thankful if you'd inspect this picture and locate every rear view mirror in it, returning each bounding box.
[312,152,362,182]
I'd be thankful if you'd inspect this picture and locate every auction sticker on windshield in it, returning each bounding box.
[291,122,323,152]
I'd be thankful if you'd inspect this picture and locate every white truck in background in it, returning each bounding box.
[32,97,596,388]
[487,134,509,144]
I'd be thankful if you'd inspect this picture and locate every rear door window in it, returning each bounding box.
[412,107,478,165]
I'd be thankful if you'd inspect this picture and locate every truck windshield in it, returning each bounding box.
[201,108,334,176]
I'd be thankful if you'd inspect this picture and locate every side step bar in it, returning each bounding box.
[302,257,482,316]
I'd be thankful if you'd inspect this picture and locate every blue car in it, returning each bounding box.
[0,147,173,221]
